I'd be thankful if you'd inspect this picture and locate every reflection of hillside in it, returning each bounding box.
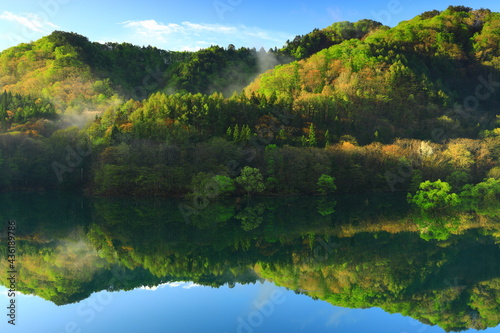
[0,238,107,305]
[0,193,499,331]
[257,231,500,332]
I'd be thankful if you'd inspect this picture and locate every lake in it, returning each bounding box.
[0,191,499,333]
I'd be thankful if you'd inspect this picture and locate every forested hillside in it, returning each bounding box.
[278,19,384,59]
[0,6,499,199]
[0,30,286,112]
[246,6,500,143]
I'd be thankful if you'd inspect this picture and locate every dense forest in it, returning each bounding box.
[0,6,499,204]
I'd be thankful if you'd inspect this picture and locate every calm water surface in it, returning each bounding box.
[0,192,499,333]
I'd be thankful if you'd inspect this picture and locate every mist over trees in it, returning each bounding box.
[0,6,499,200]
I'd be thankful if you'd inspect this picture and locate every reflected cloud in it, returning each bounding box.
[0,286,34,298]
[139,282,202,291]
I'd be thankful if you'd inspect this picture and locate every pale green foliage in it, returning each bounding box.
[487,167,500,179]
[324,130,331,147]
[408,180,461,211]
[409,181,462,241]
[239,125,252,142]
[415,212,459,241]
[231,124,251,142]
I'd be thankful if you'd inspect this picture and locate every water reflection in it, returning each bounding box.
[0,192,499,332]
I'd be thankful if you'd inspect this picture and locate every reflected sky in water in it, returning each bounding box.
[0,192,499,332]
[1,281,485,333]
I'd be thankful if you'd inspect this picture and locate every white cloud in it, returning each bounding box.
[0,11,58,33]
[181,21,237,34]
[139,281,201,291]
[0,287,34,298]
[122,20,183,41]
[182,283,201,289]
[139,284,166,291]
[120,19,293,51]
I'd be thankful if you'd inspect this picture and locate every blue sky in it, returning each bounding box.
[0,0,499,52]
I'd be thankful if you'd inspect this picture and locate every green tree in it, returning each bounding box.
[409,170,423,193]
[317,174,337,195]
[413,211,459,241]
[236,166,265,196]
[408,180,461,212]
[235,203,266,231]
[212,175,236,197]
[324,130,331,147]
[240,125,252,142]
[307,123,317,147]
[233,125,240,142]
[461,178,500,216]
[445,171,470,190]
[316,197,336,216]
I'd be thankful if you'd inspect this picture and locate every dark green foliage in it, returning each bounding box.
[165,45,290,96]
[446,5,473,13]
[420,10,441,20]
[445,170,470,189]
[279,20,384,60]
[461,178,500,216]
[0,91,56,126]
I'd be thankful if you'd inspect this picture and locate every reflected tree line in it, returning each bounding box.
[0,192,499,331]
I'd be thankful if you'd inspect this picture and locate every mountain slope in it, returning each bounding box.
[0,31,190,112]
[0,19,391,114]
[278,19,385,59]
[244,6,500,144]
[164,45,290,96]
[0,7,499,195]
[0,31,287,112]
